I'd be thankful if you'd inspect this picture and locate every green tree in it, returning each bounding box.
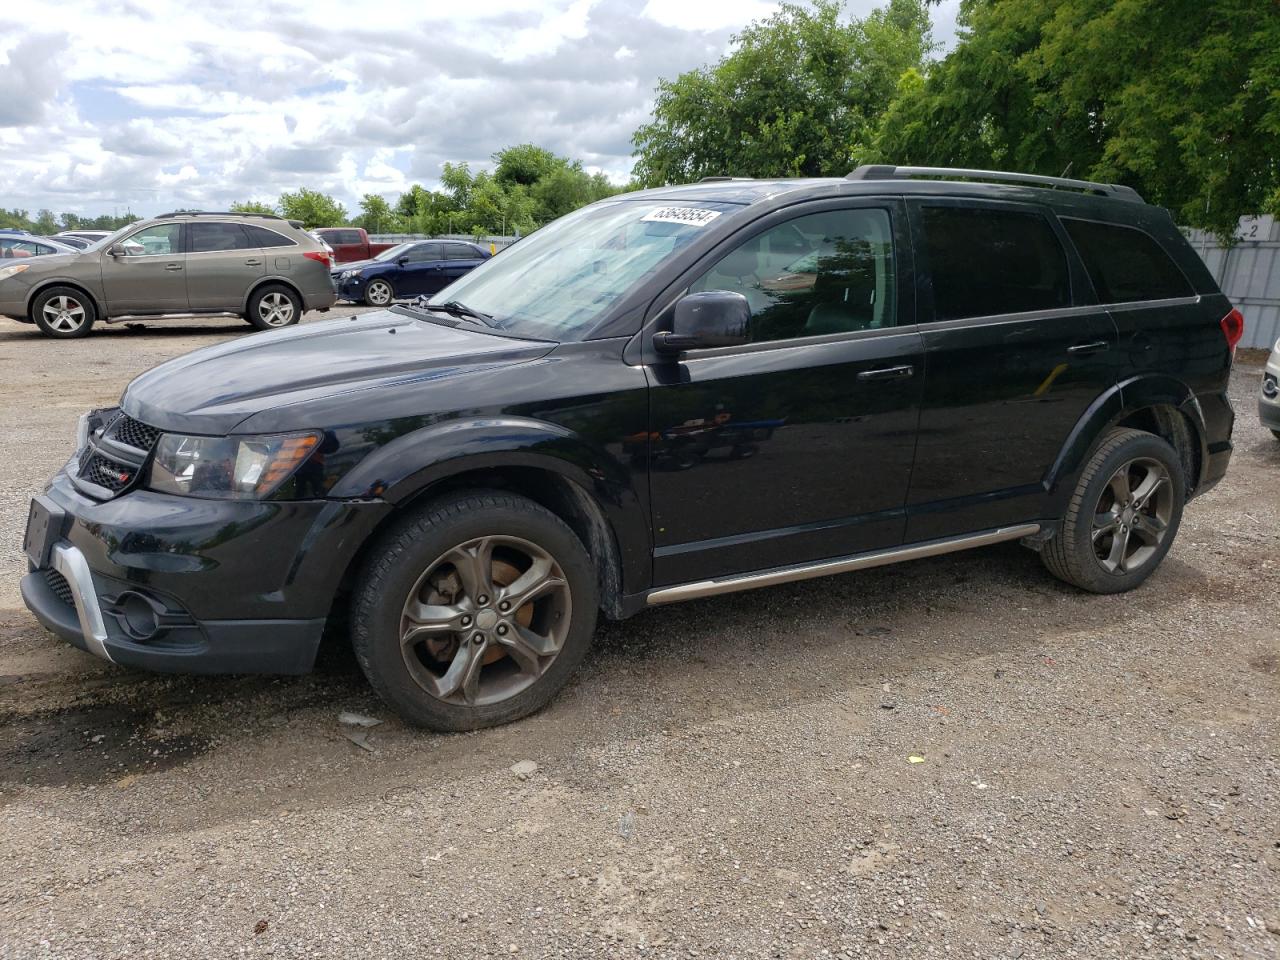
[871,0,1280,239]
[229,200,279,216]
[33,209,58,234]
[631,0,933,186]
[277,188,348,228]
[353,194,397,233]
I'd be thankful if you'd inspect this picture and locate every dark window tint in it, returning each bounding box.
[403,243,442,262]
[328,229,363,245]
[445,243,479,260]
[1062,219,1193,303]
[689,207,896,343]
[920,206,1070,321]
[244,224,295,248]
[189,222,251,253]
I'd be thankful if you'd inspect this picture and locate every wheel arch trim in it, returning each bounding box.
[1045,375,1208,502]
[328,416,649,611]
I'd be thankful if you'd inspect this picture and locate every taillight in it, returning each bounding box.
[304,250,331,268]
[1220,307,1244,354]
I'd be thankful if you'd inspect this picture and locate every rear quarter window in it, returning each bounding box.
[1062,219,1194,303]
[244,224,296,248]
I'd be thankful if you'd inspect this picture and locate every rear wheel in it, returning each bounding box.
[247,284,301,330]
[32,287,96,338]
[364,278,394,307]
[1272,429,1280,441]
[352,491,598,731]
[1041,428,1185,593]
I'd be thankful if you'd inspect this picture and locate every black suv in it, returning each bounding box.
[21,166,1240,730]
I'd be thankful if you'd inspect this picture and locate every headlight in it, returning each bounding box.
[341,269,360,280]
[0,263,30,282]
[148,432,320,499]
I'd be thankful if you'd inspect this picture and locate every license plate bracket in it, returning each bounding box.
[23,496,65,567]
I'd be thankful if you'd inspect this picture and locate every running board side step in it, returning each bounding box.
[645,524,1042,605]
[105,312,242,324]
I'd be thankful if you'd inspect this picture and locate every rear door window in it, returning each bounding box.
[919,206,1070,321]
[189,222,252,253]
[1062,219,1193,303]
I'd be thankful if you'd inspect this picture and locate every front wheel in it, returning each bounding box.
[32,287,96,338]
[1041,428,1185,593]
[247,284,301,330]
[364,278,394,307]
[352,491,599,731]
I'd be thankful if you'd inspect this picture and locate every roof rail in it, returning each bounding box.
[698,176,753,183]
[846,165,1143,202]
[153,210,287,220]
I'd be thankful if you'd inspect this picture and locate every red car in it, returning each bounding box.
[312,227,398,264]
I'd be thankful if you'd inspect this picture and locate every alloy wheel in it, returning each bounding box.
[258,292,295,326]
[399,535,571,706]
[367,281,392,306]
[42,295,87,333]
[1091,457,1173,575]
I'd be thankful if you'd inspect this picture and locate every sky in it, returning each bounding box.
[0,0,960,220]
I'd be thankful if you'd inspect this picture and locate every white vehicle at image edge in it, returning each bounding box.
[1260,339,1280,439]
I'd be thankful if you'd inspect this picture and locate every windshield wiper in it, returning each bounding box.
[433,299,498,328]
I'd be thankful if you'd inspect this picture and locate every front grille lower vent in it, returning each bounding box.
[80,454,136,492]
[44,568,74,607]
[106,414,162,452]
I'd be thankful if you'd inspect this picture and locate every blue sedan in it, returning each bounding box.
[332,239,490,306]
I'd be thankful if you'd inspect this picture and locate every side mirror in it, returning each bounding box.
[396,256,409,266]
[654,291,751,354]
[108,243,126,258]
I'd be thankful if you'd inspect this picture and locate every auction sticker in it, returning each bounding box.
[640,207,722,227]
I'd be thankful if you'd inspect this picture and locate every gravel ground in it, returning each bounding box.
[0,311,1276,959]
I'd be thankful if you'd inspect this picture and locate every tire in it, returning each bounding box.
[352,491,599,731]
[1041,428,1185,594]
[32,287,96,338]
[363,278,394,307]
[246,284,302,330]
[1271,429,1280,441]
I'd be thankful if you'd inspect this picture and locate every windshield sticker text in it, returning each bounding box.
[640,207,722,227]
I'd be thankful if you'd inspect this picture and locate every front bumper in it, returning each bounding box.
[332,274,365,302]
[21,468,391,674]
[1259,365,1280,431]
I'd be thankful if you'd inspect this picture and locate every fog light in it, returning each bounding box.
[116,591,161,641]
[1264,375,1278,399]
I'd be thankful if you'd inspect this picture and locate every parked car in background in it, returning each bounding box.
[20,165,1239,732]
[307,231,335,262]
[332,239,490,305]
[0,211,335,337]
[48,235,91,250]
[0,233,78,258]
[55,230,114,246]
[313,226,397,264]
[1260,339,1280,439]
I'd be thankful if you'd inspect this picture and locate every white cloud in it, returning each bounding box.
[0,0,955,219]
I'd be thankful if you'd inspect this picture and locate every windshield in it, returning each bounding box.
[374,242,416,262]
[84,224,139,252]
[426,200,738,340]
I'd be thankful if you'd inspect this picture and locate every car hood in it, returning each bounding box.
[121,310,555,436]
[335,258,380,273]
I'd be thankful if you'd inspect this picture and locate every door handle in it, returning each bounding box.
[857,364,914,382]
[244,258,262,266]
[1067,340,1109,355]
[164,263,183,271]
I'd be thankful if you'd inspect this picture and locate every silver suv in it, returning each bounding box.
[0,212,336,338]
